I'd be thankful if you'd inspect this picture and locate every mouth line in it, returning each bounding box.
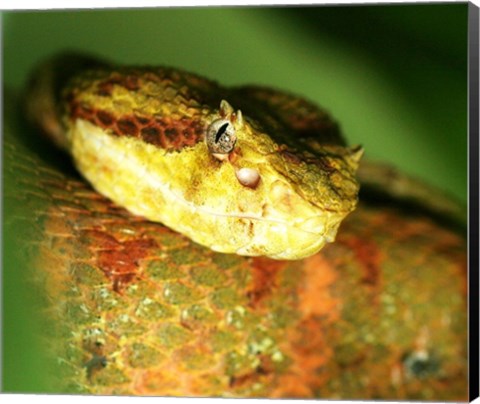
[152,190,333,236]
[148,178,342,237]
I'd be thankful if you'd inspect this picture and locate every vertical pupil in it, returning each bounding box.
[215,123,229,143]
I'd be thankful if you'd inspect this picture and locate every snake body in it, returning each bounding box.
[4,53,467,399]
[25,53,361,260]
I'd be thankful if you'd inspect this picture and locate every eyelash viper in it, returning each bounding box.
[25,52,363,260]
[3,52,467,399]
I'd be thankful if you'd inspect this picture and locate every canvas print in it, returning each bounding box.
[2,4,471,400]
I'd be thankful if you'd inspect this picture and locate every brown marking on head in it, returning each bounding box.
[140,126,163,145]
[164,127,178,139]
[136,116,151,125]
[116,118,139,136]
[68,98,206,151]
[96,110,115,127]
[157,117,205,150]
[70,101,95,121]
[96,81,114,97]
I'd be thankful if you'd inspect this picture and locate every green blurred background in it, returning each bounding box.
[2,4,469,393]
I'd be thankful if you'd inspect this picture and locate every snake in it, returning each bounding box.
[4,52,467,398]
[24,52,362,260]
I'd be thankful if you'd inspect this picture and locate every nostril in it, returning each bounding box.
[235,167,260,188]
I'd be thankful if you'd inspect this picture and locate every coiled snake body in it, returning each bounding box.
[4,53,467,399]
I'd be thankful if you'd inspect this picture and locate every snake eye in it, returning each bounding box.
[206,119,236,157]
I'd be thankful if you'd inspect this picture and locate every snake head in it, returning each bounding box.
[65,69,362,260]
[195,100,363,259]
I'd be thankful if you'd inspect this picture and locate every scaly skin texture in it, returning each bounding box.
[4,116,467,399]
[6,54,467,398]
[25,54,362,259]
